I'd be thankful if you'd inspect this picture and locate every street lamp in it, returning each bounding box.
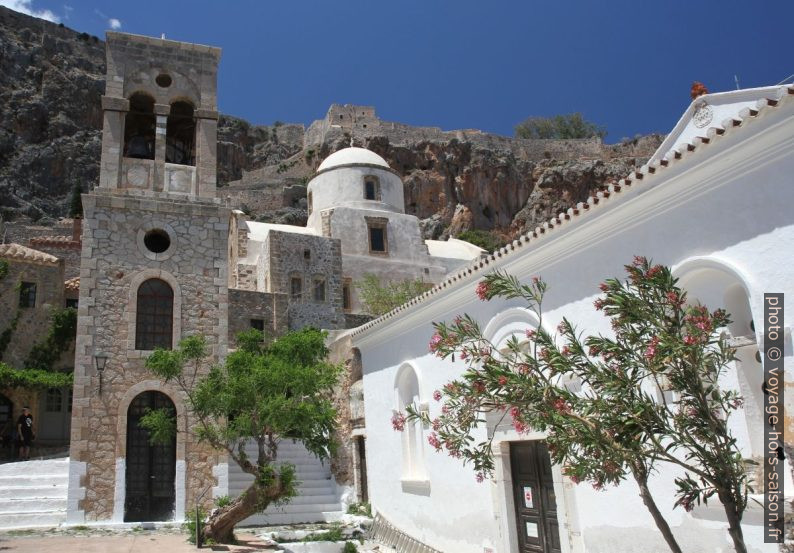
[94,353,108,395]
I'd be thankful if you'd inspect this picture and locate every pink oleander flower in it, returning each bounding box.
[646,265,662,278]
[553,398,571,414]
[475,472,485,483]
[588,345,601,356]
[475,281,490,301]
[473,381,486,394]
[632,255,647,267]
[593,299,605,311]
[570,475,581,485]
[517,363,530,375]
[683,334,697,345]
[432,418,441,431]
[429,332,443,353]
[498,375,508,386]
[441,404,450,415]
[525,329,536,340]
[557,322,567,333]
[433,390,442,402]
[427,432,442,451]
[599,282,609,292]
[644,336,660,360]
[391,412,406,432]
[460,349,469,360]
[561,345,572,357]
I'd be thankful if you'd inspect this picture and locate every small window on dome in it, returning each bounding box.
[363,176,380,201]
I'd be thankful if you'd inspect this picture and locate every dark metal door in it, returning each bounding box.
[125,391,176,522]
[357,436,368,503]
[510,441,562,553]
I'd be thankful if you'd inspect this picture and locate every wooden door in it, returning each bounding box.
[124,391,176,522]
[37,387,71,444]
[510,441,562,553]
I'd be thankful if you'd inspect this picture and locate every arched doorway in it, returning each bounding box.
[125,391,176,522]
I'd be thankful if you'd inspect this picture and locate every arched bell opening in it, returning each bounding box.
[124,93,156,160]
[166,100,195,166]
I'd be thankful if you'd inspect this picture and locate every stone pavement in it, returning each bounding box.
[0,528,277,552]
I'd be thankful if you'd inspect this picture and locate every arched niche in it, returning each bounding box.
[673,257,762,456]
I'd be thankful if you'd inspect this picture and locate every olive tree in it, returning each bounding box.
[143,328,341,544]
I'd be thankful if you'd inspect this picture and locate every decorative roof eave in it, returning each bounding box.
[0,243,61,266]
[350,84,794,340]
[29,236,81,249]
[64,277,80,292]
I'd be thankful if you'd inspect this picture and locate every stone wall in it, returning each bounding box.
[227,289,288,346]
[68,190,229,521]
[266,231,345,330]
[0,255,65,369]
[305,104,605,162]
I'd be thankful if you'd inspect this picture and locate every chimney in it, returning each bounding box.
[72,216,82,243]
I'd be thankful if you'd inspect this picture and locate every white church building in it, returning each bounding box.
[349,84,794,553]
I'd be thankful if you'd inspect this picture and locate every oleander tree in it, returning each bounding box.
[143,327,341,544]
[401,257,750,553]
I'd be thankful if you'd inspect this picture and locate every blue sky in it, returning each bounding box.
[4,0,793,142]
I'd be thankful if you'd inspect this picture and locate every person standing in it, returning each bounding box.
[16,407,34,461]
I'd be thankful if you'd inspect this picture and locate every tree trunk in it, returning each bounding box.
[719,496,747,553]
[631,465,683,553]
[203,478,288,544]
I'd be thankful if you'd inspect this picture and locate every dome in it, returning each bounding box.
[317,147,390,172]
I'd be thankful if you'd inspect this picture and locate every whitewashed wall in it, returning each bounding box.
[354,96,794,553]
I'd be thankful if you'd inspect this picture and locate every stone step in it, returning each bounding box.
[0,474,68,487]
[0,510,66,529]
[262,502,342,515]
[241,510,344,526]
[0,458,69,476]
[0,497,67,514]
[0,484,67,500]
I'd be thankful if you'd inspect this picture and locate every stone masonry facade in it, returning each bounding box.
[67,31,229,523]
[228,288,288,346]
[69,191,229,520]
[267,231,344,331]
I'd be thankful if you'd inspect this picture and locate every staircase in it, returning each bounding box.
[0,457,68,529]
[228,440,343,526]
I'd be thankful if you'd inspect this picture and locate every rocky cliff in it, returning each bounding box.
[0,6,663,245]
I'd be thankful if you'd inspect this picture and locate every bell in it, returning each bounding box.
[126,136,151,159]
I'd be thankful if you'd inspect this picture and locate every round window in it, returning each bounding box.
[155,73,172,88]
[143,229,171,253]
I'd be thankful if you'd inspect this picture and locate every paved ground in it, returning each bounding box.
[0,528,278,552]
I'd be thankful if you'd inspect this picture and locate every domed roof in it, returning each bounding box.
[317,147,390,172]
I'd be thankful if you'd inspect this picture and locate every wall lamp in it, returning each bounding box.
[94,353,108,395]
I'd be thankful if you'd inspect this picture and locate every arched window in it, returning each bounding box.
[395,365,426,481]
[124,93,156,160]
[135,279,174,350]
[166,101,195,165]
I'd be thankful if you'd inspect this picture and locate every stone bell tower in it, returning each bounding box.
[67,32,229,524]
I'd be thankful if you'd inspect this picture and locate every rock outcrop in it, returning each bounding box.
[0,6,664,246]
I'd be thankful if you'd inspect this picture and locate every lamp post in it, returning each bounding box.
[94,353,108,395]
